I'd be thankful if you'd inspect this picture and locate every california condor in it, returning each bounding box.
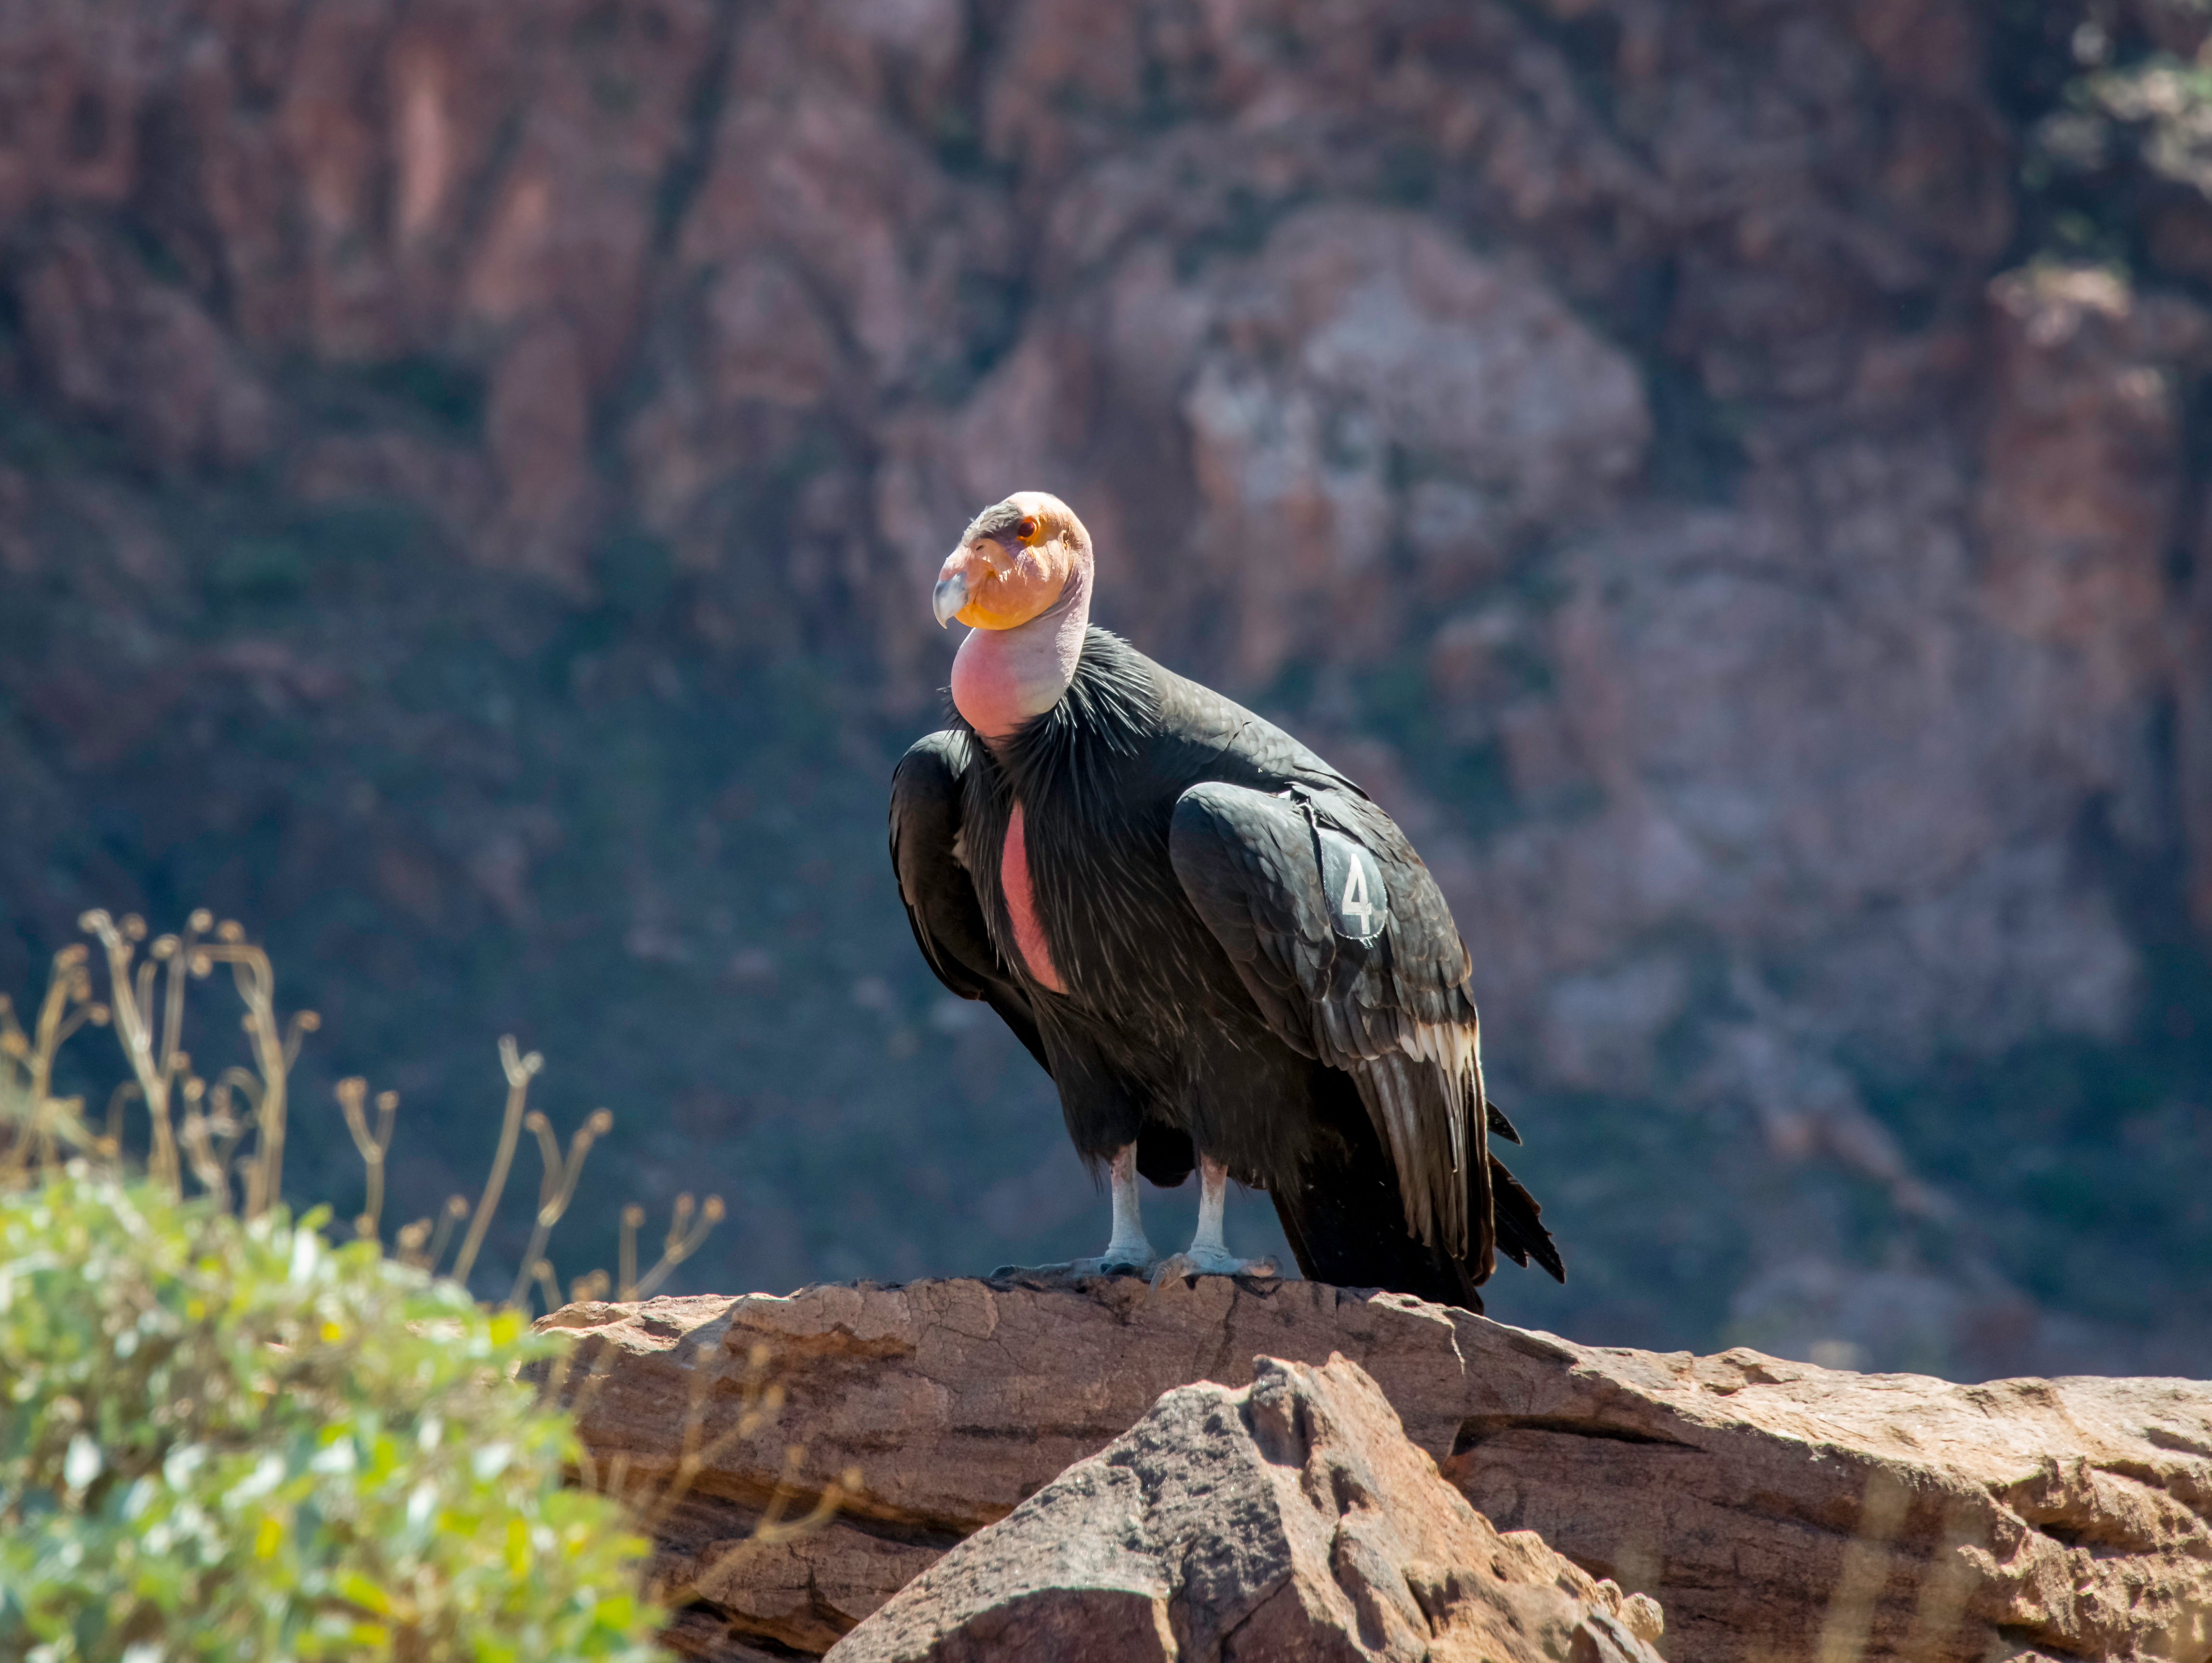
[890,491,1563,1310]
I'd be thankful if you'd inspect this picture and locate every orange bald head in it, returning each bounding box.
[933,491,1093,631]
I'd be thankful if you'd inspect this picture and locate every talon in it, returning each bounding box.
[1163,1154,1274,1284]
[1181,1248,1277,1280]
[1076,1251,1156,1279]
[993,1144,1162,1289]
[1146,1253,1198,1298]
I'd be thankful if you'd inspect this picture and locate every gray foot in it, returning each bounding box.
[1147,1248,1279,1291]
[989,1251,1157,1283]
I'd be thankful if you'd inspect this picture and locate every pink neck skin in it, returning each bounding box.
[948,559,1092,747]
[999,803,1067,993]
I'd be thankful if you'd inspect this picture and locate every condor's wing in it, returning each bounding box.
[1168,780,1561,1283]
[889,730,1047,1071]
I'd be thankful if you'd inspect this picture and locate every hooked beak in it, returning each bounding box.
[933,567,970,629]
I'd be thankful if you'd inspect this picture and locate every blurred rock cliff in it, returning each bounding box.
[2,0,2209,1377]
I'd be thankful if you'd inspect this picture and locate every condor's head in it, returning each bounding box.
[933,491,1093,631]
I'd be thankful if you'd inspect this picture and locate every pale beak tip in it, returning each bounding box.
[933,571,968,629]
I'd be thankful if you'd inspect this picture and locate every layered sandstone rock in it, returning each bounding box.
[824,1353,1667,1663]
[542,1277,2212,1663]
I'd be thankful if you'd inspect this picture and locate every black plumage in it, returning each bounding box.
[891,625,1563,1310]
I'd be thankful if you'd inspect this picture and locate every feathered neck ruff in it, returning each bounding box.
[953,627,1157,808]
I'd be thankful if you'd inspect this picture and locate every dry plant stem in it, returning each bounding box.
[629,1192,727,1300]
[506,1108,611,1310]
[0,1001,25,1184]
[31,955,93,1150]
[394,1217,433,1266]
[618,1205,643,1300]
[208,938,304,1219]
[571,1362,624,1477]
[336,1080,399,1244]
[635,1344,788,1537]
[102,1081,135,1155]
[181,1087,256,1214]
[212,1064,261,1100]
[548,1332,622,1434]
[540,1336,617,1494]
[178,1101,232,1206]
[27,909,728,1367]
[453,1036,542,1289]
[1,949,110,1182]
[0,1004,36,1185]
[425,1195,467,1275]
[76,912,311,1214]
[545,1330,795,1568]
[560,1357,606,1497]
[753,1464,859,1547]
[209,1111,252,1185]
[107,916,188,1192]
[647,1340,728,1531]
[752,1447,807,1541]
[653,1441,861,1608]
[652,1465,862,1608]
[83,912,197,1200]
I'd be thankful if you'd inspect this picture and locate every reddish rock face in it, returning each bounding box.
[5,0,2212,1370]
[541,1279,2212,1663]
[826,1352,1668,1663]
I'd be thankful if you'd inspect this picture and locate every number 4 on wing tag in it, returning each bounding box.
[1340,858,1374,933]
[1317,828,1387,945]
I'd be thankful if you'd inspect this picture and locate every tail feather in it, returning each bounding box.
[1272,1071,1486,1311]
[1270,1071,1565,1310]
[1490,1155,1565,1283]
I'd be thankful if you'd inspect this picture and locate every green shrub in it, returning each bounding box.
[0,1168,668,1663]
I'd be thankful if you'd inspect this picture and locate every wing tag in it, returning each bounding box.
[1316,828,1388,945]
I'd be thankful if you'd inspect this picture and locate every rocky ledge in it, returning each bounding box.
[828,1352,1665,1663]
[541,1275,2212,1663]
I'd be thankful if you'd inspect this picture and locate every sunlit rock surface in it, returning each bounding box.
[543,1278,2212,1663]
[826,1352,1667,1663]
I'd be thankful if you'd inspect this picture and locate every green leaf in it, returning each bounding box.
[0,1172,669,1662]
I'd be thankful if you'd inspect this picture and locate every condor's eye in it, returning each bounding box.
[1016,516,1038,541]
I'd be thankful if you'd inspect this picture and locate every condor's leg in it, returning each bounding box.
[1151,1155,1279,1285]
[1077,1143,1156,1273]
[989,1143,1156,1281]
